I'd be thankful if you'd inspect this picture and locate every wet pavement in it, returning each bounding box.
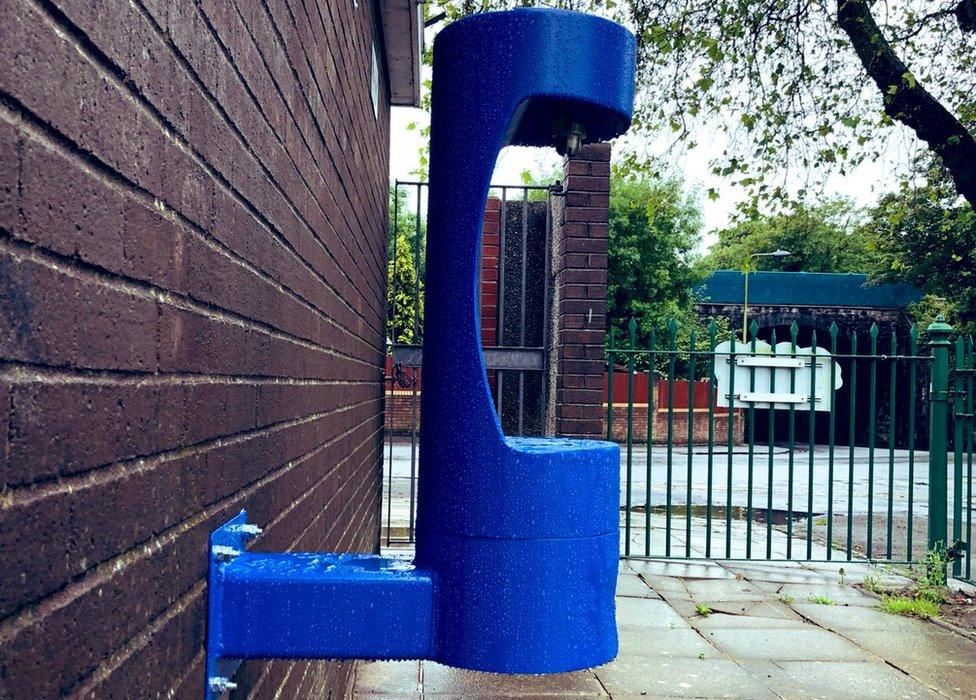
[383,439,946,525]
[381,439,968,561]
[354,559,976,698]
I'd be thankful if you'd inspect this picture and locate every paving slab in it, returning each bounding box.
[626,559,735,580]
[639,574,691,595]
[422,663,605,697]
[763,582,880,606]
[616,626,715,658]
[792,602,929,632]
[682,577,768,601]
[700,627,875,662]
[615,574,661,599]
[840,628,976,666]
[615,597,689,628]
[684,599,802,620]
[731,567,840,586]
[354,660,422,696]
[355,557,976,700]
[594,656,777,698]
[888,661,976,700]
[765,660,942,699]
[690,612,814,630]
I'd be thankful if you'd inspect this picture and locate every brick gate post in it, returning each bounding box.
[546,143,611,439]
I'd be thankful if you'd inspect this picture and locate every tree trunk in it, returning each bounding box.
[838,0,976,208]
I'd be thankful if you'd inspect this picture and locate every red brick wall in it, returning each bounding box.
[551,143,611,438]
[603,404,745,444]
[481,197,501,347]
[0,0,389,696]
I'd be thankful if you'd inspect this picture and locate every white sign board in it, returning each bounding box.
[713,340,843,412]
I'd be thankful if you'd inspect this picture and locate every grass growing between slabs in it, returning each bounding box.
[880,596,942,619]
[808,595,837,605]
[863,549,950,621]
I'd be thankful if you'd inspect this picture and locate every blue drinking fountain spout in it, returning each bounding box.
[203,9,635,697]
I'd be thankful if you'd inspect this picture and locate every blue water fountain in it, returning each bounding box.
[204,9,635,697]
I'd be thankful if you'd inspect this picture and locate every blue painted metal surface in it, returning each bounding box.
[206,512,434,698]
[698,271,923,309]
[205,9,635,694]
[416,7,633,674]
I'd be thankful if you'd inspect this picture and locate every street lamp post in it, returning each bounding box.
[742,249,791,341]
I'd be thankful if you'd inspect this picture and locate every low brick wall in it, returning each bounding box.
[388,390,744,446]
[386,389,420,434]
[602,404,745,444]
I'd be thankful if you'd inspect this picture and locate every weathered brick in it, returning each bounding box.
[0,117,21,234]
[0,0,388,695]
[0,249,160,372]
[552,144,610,438]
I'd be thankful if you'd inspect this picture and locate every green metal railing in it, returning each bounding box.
[953,333,975,583]
[608,315,974,572]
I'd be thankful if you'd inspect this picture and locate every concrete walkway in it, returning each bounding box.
[353,559,976,698]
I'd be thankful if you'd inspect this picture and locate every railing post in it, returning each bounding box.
[927,315,953,555]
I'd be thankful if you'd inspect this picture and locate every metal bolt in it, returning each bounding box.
[209,676,237,694]
[212,545,241,561]
[237,523,263,538]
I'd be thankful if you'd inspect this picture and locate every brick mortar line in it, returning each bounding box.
[230,0,382,271]
[0,101,379,358]
[210,0,386,293]
[245,0,386,278]
[246,443,381,694]
[0,360,375,387]
[69,421,379,695]
[0,411,376,643]
[2,395,378,507]
[301,0,388,236]
[0,231,378,371]
[268,662,298,700]
[261,430,378,552]
[22,0,384,339]
[130,0,385,313]
[68,580,207,697]
[322,0,374,142]
[325,444,381,550]
[290,0,378,216]
[274,0,387,262]
[161,646,207,698]
[181,425,382,696]
[71,0,387,325]
[290,660,316,698]
[162,646,206,698]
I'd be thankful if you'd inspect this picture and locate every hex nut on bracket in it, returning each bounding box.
[209,676,237,694]
[237,523,263,538]
[212,545,241,562]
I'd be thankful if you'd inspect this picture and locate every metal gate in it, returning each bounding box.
[609,316,975,571]
[383,180,557,545]
[952,335,975,582]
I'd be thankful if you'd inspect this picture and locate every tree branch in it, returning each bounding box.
[837,0,976,207]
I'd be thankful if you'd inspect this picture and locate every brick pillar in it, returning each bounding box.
[548,143,611,438]
[480,197,501,346]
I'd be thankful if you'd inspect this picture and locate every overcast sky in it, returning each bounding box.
[389,88,915,252]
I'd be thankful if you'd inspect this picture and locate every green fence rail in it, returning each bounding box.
[953,333,975,583]
[607,315,975,574]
